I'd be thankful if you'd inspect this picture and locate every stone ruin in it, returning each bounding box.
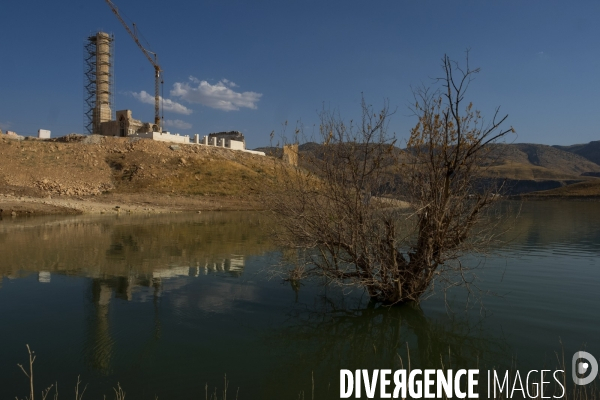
[282,144,298,166]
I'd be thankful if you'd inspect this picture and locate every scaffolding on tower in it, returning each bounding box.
[84,32,114,135]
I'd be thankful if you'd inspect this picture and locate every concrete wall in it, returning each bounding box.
[227,139,245,150]
[151,132,189,144]
[130,131,190,144]
[198,135,264,155]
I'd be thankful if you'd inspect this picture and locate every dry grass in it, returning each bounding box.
[13,344,600,399]
[15,345,238,400]
[128,158,270,197]
[0,135,279,203]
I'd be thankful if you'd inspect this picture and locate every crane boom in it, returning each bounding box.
[104,0,162,128]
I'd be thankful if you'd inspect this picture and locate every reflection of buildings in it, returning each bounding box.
[85,275,162,374]
[86,280,114,373]
[150,256,246,279]
[38,271,51,283]
[202,256,246,276]
[83,255,245,373]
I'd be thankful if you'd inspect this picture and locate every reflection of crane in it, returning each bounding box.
[104,0,163,130]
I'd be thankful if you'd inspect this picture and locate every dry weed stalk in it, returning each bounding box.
[15,346,127,400]
[113,383,125,400]
[17,344,36,400]
[204,375,238,400]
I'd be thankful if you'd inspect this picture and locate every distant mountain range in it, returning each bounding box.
[255,140,600,197]
[482,142,600,179]
[480,142,600,195]
[554,140,600,167]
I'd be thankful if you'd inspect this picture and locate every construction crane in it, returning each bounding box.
[104,0,162,130]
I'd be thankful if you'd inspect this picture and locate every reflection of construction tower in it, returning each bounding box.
[85,280,114,374]
[84,276,162,374]
[84,32,114,135]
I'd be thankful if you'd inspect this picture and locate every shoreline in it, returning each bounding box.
[0,192,264,218]
[2,193,598,220]
[510,194,600,201]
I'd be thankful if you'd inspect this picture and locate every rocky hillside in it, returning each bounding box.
[483,143,600,179]
[3,133,600,216]
[259,141,600,195]
[554,140,600,166]
[0,134,277,214]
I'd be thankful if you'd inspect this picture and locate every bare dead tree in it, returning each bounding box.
[267,54,514,305]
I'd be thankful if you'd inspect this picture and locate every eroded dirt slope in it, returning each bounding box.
[0,135,276,215]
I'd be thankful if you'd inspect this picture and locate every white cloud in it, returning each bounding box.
[164,119,192,130]
[131,91,193,115]
[221,78,238,88]
[170,77,262,111]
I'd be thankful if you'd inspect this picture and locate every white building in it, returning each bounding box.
[38,129,51,139]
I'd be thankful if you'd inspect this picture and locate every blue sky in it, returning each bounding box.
[0,0,598,147]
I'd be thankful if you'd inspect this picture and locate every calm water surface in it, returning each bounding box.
[0,202,599,399]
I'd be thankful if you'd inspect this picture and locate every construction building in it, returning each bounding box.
[38,129,51,139]
[83,31,264,154]
[194,131,265,155]
[84,32,114,135]
[84,32,186,143]
[99,110,189,143]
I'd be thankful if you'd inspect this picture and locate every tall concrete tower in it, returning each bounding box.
[84,32,114,135]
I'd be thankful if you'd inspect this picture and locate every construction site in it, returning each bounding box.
[0,0,284,216]
[79,1,265,155]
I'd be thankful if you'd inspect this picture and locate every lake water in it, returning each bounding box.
[0,202,598,399]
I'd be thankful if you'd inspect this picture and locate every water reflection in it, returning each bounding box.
[77,255,252,375]
[0,212,273,281]
[496,200,600,254]
[259,300,511,399]
[0,203,599,398]
[0,212,275,390]
[86,279,117,373]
